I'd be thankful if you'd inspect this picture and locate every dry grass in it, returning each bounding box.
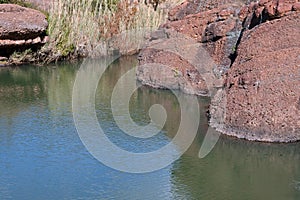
[47,0,104,59]
[46,0,181,60]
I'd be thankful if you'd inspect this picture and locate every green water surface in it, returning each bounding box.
[0,56,299,200]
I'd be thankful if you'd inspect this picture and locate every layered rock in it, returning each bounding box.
[138,1,250,95]
[137,31,214,96]
[0,4,48,58]
[138,0,300,142]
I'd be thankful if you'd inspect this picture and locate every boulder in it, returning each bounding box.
[239,0,300,28]
[0,4,48,57]
[0,4,48,40]
[138,1,250,95]
[137,30,211,96]
[138,0,300,142]
[210,12,300,142]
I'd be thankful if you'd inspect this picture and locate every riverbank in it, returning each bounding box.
[137,0,300,142]
[1,0,299,143]
[0,0,180,66]
[1,57,300,199]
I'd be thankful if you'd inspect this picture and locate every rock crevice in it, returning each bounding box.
[137,0,300,142]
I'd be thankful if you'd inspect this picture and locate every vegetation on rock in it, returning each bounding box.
[45,0,181,62]
[0,0,182,64]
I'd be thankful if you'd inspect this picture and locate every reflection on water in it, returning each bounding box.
[0,57,300,199]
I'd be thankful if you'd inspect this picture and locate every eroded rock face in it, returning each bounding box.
[210,13,300,142]
[0,4,48,57]
[168,0,245,21]
[138,1,250,95]
[239,0,300,28]
[138,0,300,142]
[137,31,212,96]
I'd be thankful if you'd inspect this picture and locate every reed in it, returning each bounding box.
[46,0,180,60]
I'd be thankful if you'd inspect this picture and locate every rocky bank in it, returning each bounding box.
[0,4,48,66]
[137,0,300,142]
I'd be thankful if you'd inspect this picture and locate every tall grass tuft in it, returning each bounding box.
[47,0,104,59]
[46,0,180,61]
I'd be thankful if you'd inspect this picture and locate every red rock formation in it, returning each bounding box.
[138,0,300,142]
[210,12,300,142]
[137,31,210,95]
[138,2,250,95]
[168,0,246,21]
[0,4,48,40]
[0,4,48,58]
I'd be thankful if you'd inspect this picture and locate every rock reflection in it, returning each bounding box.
[0,57,300,199]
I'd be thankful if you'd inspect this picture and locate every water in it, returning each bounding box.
[0,56,300,200]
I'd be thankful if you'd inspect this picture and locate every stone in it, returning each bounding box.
[167,0,248,21]
[137,32,211,96]
[138,2,249,95]
[210,13,300,142]
[25,39,33,44]
[138,0,300,142]
[277,2,294,16]
[243,0,299,21]
[0,56,8,61]
[293,2,300,11]
[0,4,48,40]
[0,4,48,59]
[32,37,41,44]
[41,36,50,44]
